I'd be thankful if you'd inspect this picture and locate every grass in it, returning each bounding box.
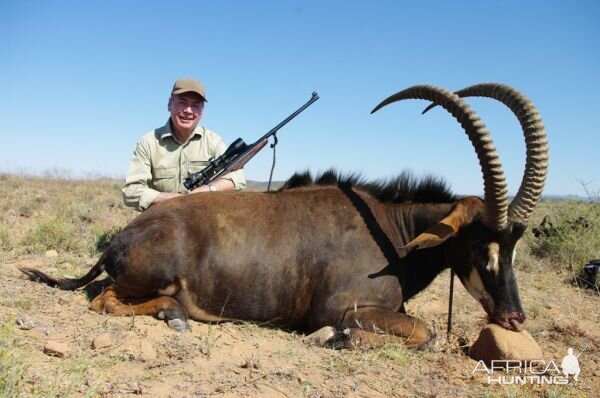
[526,302,544,320]
[0,298,32,311]
[0,324,27,398]
[66,201,99,224]
[92,225,122,254]
[373,342,410,367]
[324,340,411,378]
[22,215,81,253]
[526,200,600,288]
[0,224,11,251]
[326,353,359,375]
[22,357,108,398]
[0,316,115,397]
[0,173,135,257]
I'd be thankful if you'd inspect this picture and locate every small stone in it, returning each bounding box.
[44,250,59,258]
[139,341,157,361]
[15,316,36,330]
[469,324,543,364]
[44,341,72,358]
[92,333,113,349]
[58,297,70,305]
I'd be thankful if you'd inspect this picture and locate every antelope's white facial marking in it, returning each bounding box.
[462,268,495,316]
[486,243,500,276]
[512,238,522,266]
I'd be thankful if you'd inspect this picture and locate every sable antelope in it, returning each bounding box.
[20,83,548,348]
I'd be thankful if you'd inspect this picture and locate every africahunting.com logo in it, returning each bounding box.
[473,348,582,385]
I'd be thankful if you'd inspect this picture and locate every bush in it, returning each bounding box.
[528,200,600,287]
[93,225,122,254]
[66,201,98,224]
[0,224,10,251]
[21,216,81,253]
[0,324,27,397]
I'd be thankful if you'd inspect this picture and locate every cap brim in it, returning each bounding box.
[172,89,207,101]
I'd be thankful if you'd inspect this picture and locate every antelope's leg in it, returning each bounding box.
[340,307,431,348]
[89,285,189,331]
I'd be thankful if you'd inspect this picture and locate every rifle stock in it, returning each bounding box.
[225,139,268,174]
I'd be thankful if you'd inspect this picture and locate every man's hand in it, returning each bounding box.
[191,185,211,194]
[190,177,235,194]
[149,176,236,208]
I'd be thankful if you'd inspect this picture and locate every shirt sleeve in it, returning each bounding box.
[211,134,247,191]
[122,139,161,211]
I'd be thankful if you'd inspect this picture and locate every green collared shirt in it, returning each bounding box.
[122,120,246,211]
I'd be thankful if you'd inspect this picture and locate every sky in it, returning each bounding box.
[1,0,599,197]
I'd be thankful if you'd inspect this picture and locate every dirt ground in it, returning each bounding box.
[1,252,598,397]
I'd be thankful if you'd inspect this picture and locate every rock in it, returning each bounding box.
[15,315,37,330]
[44,250,59,258]
[469,324,543,364]
[92,333,113,349]
[43,341,72,358]
[139,341,157,362]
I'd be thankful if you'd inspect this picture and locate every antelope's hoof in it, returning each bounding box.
[167,318,191,332]
[304,326,350,349]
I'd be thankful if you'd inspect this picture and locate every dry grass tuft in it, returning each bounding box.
[0,322,28,398]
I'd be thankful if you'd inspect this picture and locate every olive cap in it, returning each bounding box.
[171,78,207,101]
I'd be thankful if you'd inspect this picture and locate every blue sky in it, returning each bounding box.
[1,1,599,196]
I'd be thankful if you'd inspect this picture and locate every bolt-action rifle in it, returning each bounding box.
[183,92,319,191]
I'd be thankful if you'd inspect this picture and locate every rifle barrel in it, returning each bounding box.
[256,92,319,143]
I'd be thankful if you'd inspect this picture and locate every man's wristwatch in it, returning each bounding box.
[208,184,217,192]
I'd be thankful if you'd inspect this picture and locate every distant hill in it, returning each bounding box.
[541,194,592,202]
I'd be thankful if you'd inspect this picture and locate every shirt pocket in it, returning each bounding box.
[152,166,178,192]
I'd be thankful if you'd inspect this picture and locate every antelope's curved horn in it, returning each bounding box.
[424,83,548,224]
[371,85,509,230]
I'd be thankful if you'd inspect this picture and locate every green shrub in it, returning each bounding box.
[93,225,122,254]
[65,201,97,224]
[21,216,80,253]
[0,224,11,251]
[528,201,600,281]
[17,205,34,218]
[0,324,27,397]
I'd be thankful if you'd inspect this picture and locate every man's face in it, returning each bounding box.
[168,93,204,134]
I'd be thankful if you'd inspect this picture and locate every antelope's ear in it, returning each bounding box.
[399,197,483,253]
